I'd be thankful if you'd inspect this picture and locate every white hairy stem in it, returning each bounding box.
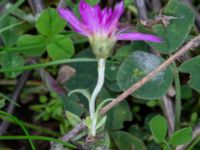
[89,58,106,136]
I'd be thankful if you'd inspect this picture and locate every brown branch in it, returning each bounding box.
[62,123,86,141]
[28,0,45,14]
[100,35,200,114]
[135,0,148,21]
[152,0,162,12]
[57,0,67,8]
[0,70,32,135]
[161,96,175,136]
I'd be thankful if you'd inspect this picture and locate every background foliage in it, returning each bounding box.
[0,0,200,150]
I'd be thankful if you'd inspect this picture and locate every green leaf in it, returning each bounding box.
[68,89,91,102]
[70,49,97,76]
[84,116,92,129]
[95,98,113,130]
[124,0,134,7]
[0,99,5,109]
[96,116,107,131]
[129,125,147,140]
[179,56,200,92]
[105,62,119,81]
[66,74,96,93]
[190,112,198,123]
[181,85,193,99]
[117,51,173,100]
[111,131,147,150]
[148,0,194,53]
[113,42,149,62]
[113,45,133,62]
[85,0,100,6]
[17,34,47,57]
[60,94,84,117]
[0,16,19,46]
[106,101,132,130]
[95,99,113,115]
[36,8,66,36]
[169,127,192,145]
[47,35,74,60]
[66,111,82,127]
[105,79,122,92]
[163,144,172,150]
[0,52,24,78]
[149,115,167,143]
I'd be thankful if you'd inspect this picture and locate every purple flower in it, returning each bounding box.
[58,0,161,58]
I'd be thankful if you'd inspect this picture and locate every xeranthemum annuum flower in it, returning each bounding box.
[58,0,161,59]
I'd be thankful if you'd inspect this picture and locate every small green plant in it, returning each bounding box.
[30,93,71,135]
[149,115,192,150]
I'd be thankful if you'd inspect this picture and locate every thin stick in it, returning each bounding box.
[62,123,86,141]
[57,0,66,8]
[0,70,31,135]
[135,0,148,21]
[161,96,175,136]
[27,0,45,14]
[100,35,200,114]
[152,0,162,12]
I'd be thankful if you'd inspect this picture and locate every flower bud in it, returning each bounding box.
[89,36,116,59]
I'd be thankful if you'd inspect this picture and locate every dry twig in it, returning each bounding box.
[62,123,86,141]
[135,0,148,21]
[0,71,32,135]
[161,96,175,136]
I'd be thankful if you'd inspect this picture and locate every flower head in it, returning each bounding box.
[58,0,161,59]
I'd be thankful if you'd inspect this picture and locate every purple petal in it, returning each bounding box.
[106,1,124,33]
[58,8,88,35]
[99,7,113,26]
[79,0,100,33]
[117,32,162,42]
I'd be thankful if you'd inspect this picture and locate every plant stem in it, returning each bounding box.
[0,21,24,33]
[0,135,75,148]
[0,71,31,136]
[173,63,181,130]
[89,58,106,136]
[0,58,96,73]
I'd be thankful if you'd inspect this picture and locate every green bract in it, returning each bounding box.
[89,36,116,59]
